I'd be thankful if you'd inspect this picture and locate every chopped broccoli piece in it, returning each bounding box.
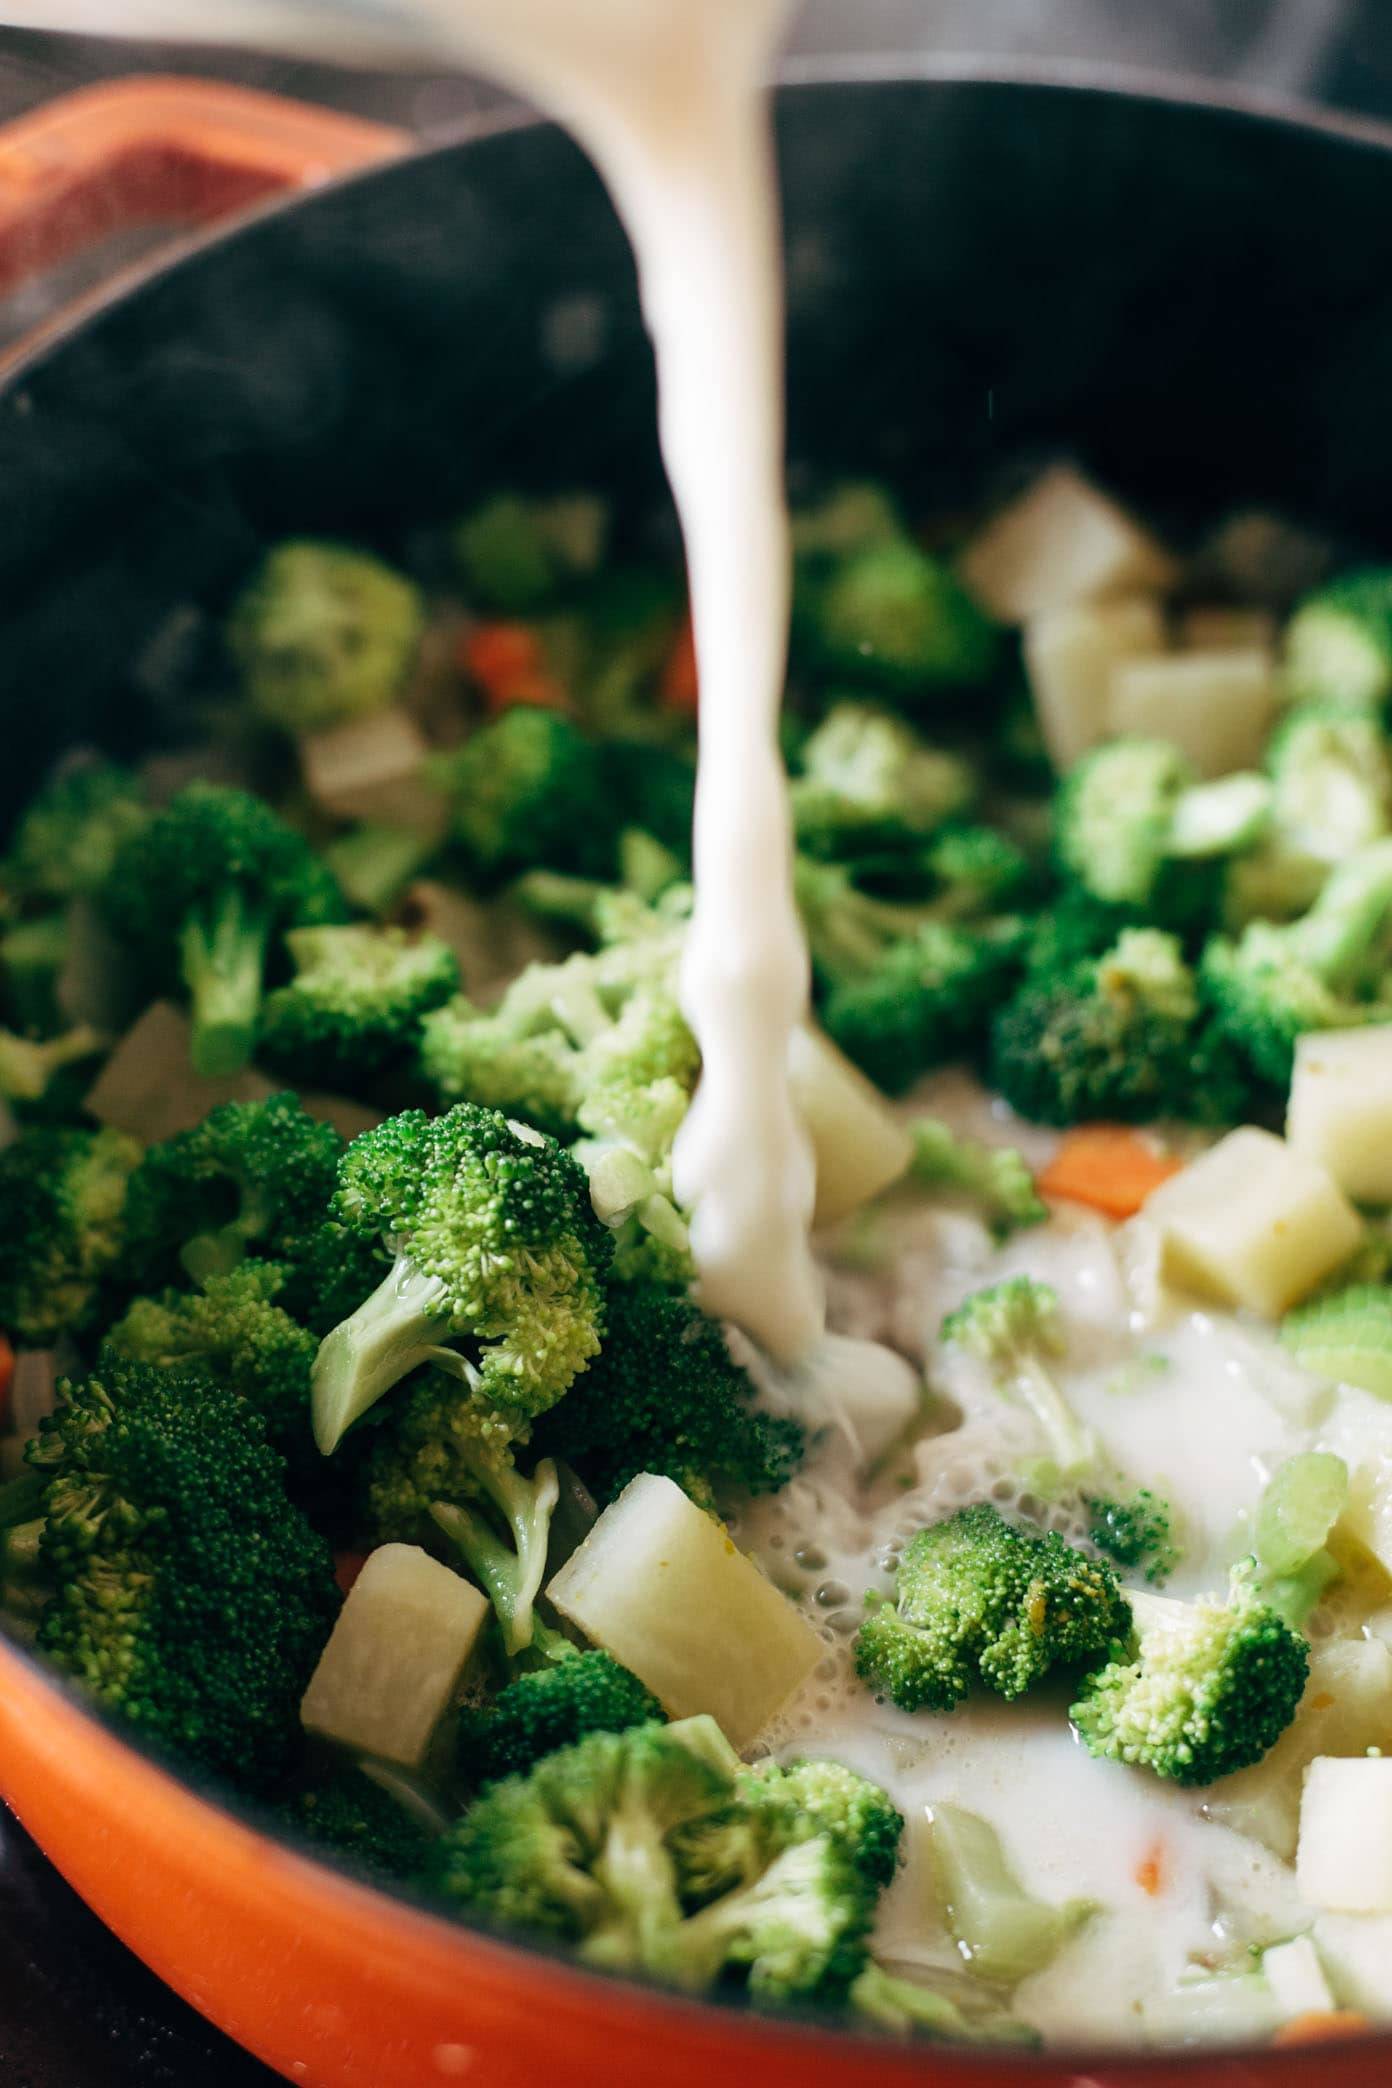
[322,821,439,917]
[1055,739,1270,930]
[850,1962,1040,2046]
[0,1022,104,1109]
[801,541,1000,697]
[103,1262,316,1462]
[1284,567,1392,710]
[1266,703,1392,864]
[101,783,346,1078]
[257,923,459,1090]
[907,1118,1045,1239]
[790,702,976,862]
[311,1103,611,1455]
[0,1125,140,1345]
[273,1765,434,1883]
[795,854,1024,1093]
[453,493,605,613]
[1,910,71,1036]
[1070,1566,1309,1786]
[430,709,610,879]
[1282,1282,1392,1401]
[1084,1489,1178,1585]
[26,1360,338,1788]
[991,927,1251,1127]
[228,539,424,734]
[532,1284,804,1511]
[940,1277,1095,1478]
[1201,837,1392,1086]
[854,1503,1126,1712]
[458,1648,665,1783]
[2,762,147,906]
[123,1091,346,1300]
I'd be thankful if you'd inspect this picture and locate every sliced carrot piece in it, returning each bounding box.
[1273,2012,1371,2047]
[458,621,569,714]
[333,1551,369,1599]
[1133,1839,1167,1897]
[0,1333,13,1429]
[1038,1125,1184,1220]
[660,612,698,715]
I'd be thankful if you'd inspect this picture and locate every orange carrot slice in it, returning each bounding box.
[660,612,698,714]
[1272,2012,1371,2047]
[1038,1125,1184,1219]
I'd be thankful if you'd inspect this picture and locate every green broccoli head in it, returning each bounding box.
[908,1118,1045,1240]
[458,1648,665,1784]
[854,1504,1128,1713]
[258,923,460,1090]
[1201,836,1392,1086]
[430,709,610,879]
[102,783,346,1077]
[790,702,976,861]
[1070,1568,1309,1786]
[123,1091,346,1301]
[801,541,1000,698]
[102,1262,316,1459]
[0,1125,141,1345]
[2,761,147,905]
[228,539,424,734]
[421,990,583,1140]
[1284,567,1392,710]
[940,1278,1095,1478]
[0,1023,106,1119]
[1054,739,1269,930]
[452,492,605,613]
[532,1284,804,1511]
[273,1765,434,1884]
[990,927,1252,1128]
[1266,703,1392,863]
[1084,1488,1178,1586]
[29,1360,338,1789]
[312,1103,611,1456]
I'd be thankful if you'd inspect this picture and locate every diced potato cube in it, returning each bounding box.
[1262,1936,1336,2021]
[300,1544,488,1769]
[546,1473,823,1748]
[1179,606,1278,653]
[84,1001,274,1143]
[1147,1128,1362,1318]
[1288,1028,1392,1205]
[788,1024,912,1225]
[957,464,1177,623]
[1339,1456,1392,1579]
[1312,1912,1392,2014]
[299,711,448,835]
[1022,597,1166,768]
[1298,1757,1392,1912]
[1109,650,1276,778]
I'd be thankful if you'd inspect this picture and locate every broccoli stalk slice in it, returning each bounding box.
[942,1280,1095,1479]
[430,1454,560,1657]
[0,1024,104,1104]
[1290,838,1392,986]
[850,1963,1040,2046]
[179,888,271,1079]
[581,1782,687,1972]
[310,1252,451,1454]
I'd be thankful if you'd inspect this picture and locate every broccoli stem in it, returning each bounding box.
[1012,1355,1095,1480]
[0,1469,46,1529]
[1295,841,1392,986]
[310,1255,453,1455]
[430,1454,560,1655]
[180,890,271,1078]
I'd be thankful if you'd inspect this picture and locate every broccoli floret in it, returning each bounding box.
[1,911,71,1036]
[603,741,696,864]
[940,1277,1095,1479]
[26,1361,338,1788]
[854,1503,1127,1713]
[322,822,439,917]
[1019,889,1146,982]
[1055,739,1270,929]
[1070,1567,1309,1786]
[0,1125,140,1344]
[801,541,1000,698]
[1281,1283,1392,1402]
[3,762,147,905]
[429,710,609,879]
[430,1721,897,2006]
[123,1091,345,1299]
[272,1764,433,1884]
[907,1118,1045,1240]
[990,927,1251,1127]
[311,1104,611,1456]
[910,824,1033,918]
[1266,703,1392,864]
[731,1757,905,1891]
[458,1648,665,1783]
[0,1022,104,1112]
[257,923,459,1090]
[850,1963,1040,2046]
[791,482,905,562]
[790,702,976,862]
[532,1285,804,1511]
[228,539,424,734]
[102,783,346,1078]
[1284,568,1392,710]
[453,493,605,612]
[795,855,1024,1093]
[103,1262,316,1460]
[1201,836,1392,1086]
[1084,1488,1178,1586]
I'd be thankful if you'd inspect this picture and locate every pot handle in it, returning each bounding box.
[0,74,410,305]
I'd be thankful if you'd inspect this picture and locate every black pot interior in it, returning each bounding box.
[2,74,1392,821]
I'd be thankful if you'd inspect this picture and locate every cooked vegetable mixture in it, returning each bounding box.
[6,467,1392,2050]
